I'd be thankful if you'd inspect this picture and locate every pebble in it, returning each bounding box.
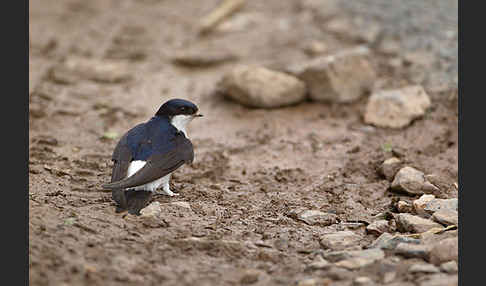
[423,199,458,216]
[171,49,237,67]
[50,57,132,84]
[352,276,374,286]
[431,209,458,226]
[369,232,420,250]
[324,248,385,263]
[364,85,432,129]
[379,157,402,181]
[418,274,458,286]
[240,269,262,284]
[302,41,327,56]
[139,202,162,218]
[285,46,376,103]
[429,237,458,265]
[413,194,437,217]
[408,263,440,274]
[439,261,458,273]
[297,210,338,226]
[366,220,390,236]
[319,231,362,251]
[335,257,377,270]
[397,201,414,213]
[219,65,307,108]
[394,243,431,260]
[391,167,438,196]
[394,213,443,233]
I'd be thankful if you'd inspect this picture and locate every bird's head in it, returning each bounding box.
[155,99,203,134]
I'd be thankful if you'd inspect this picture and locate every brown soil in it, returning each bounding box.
[29,1,458,285]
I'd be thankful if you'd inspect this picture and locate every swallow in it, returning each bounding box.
[102,98,203,214]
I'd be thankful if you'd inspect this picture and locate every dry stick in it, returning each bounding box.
[199,0,245,35]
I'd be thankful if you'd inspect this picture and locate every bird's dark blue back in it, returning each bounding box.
[122,116,179,161]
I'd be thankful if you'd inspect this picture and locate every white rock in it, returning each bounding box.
[413,194,437,216]
[439,261,458,273]
[297,210,338,226]
[364,85,432,128]
[319,231,362,251]
[219,65,306,108]
[140,202,162,218]
[286,46,376,103]
[379,157,402,181]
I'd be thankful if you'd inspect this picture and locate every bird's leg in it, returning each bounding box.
[155,174,179,196]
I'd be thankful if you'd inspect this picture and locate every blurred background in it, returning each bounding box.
[29,1,458,285]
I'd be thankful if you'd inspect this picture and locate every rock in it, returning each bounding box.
[391,167,438,196]
[418,274,458,286]
[352,276,374,286]
[395,243,431,260]
[408,263,440,274]
[139,202,161,218]
[413,194,437,216]
[326,17,381,44]
[397,201,414,213]
[50,57,132,84]
[172,49,237,67]
[302,41,327,56]
[219,65,306,108]
[423,199,458,216]
[439,261,458,273]
[324,248,385,263]
[170,201,192,209]
[240,269,262,284]
[296,278,319,286]
[307,255,331,270]
[432,209,458,226]
[379,157,402,181]
[429,237,458,265]
[394,213,443,233]
[364,85,432,128]
[335,257,377,270]
[285,46,376,103]
[319,231,362,251]
[369,232,421,250]
[366,220,390,236]
[297,210,338,226]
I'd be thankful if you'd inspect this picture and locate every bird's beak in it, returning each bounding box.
[194,114,204,118]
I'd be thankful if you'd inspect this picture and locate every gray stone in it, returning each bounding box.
[219,65,306,108]
[439,261,458,273]
[297,210,338,226]
[366,220,390,236]
[408,263,440,273]
[379,157,402,181]
[395,243,432,260]
[395,213,443,233]
[324,248,385,263]
[432,209,458,226]
[319,231,362,250]
[423,199,458,216]
[391,167,438,196]
[369,232,420,250]
[429,237,458,265]
[285,46,376,103]
[364,85,432,128]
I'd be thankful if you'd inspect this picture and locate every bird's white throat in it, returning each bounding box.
[170,115,194,136]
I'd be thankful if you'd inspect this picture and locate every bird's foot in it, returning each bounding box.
[155,189,179,196]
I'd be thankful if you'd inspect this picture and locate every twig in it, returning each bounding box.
[199,0,245,35]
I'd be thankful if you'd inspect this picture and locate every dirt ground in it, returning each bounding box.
[29,1,458,285]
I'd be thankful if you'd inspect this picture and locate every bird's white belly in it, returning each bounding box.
[126,160,170,192]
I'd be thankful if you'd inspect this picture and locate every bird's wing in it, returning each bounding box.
[108,134,134,210]
[102,133,194,190]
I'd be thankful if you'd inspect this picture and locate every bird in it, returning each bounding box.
[102,98,203,215]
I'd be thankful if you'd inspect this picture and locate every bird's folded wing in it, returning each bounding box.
[102,135,194,190]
